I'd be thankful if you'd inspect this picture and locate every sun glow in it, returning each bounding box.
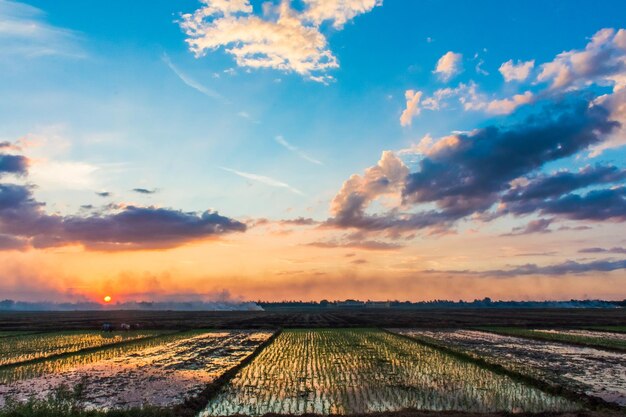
[103,295,112,303]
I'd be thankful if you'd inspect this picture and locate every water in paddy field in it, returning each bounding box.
[391,329,626,406]
[0,331,273,409]
[199,329,579,416]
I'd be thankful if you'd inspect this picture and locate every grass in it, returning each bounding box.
[477,327,626,352]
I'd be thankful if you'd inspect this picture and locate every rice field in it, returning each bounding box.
[0,330,163,366]
[480,327,626,351]
[200,329,578,416]
[0,331,39,339]
[0,330,274,409]
[390,329,626,406]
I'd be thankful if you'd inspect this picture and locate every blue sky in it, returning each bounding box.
[1,0,626,302]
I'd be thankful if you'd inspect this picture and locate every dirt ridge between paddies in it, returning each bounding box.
[171,328,283,417]
[475,327,626,354]
[382,329,622,413]
[0,330,179,374]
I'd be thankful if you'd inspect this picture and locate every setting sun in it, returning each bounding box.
[103,295,112,303]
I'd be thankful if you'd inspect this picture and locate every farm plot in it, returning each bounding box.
[200,329,577,416]
[0,330,162,366]
[0,330,273,410]
[391,329,626,406]
[481,327,626,351]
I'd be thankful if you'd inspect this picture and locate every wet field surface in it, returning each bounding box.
[0,331,273,409]
[390,329,626,406]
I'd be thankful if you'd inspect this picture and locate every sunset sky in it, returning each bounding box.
[1,0,626,303]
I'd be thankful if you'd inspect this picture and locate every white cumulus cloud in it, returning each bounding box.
[433,51,463,81]
[179,0,381,82]
[498,59,534,82]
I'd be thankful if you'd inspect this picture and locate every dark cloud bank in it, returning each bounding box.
[0,149,245,251]
[329,96,626,235]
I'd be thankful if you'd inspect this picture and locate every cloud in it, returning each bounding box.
[0,183,246,251]
[301,0,381,29]
[502,164,626,215]
[399,90,422,127]
[0,233,27,250]
[0,154,246,251]
[501,218,553,236]
[329,150,408,229]
[402,98,615,216]
[307,238,403,251]
[274,135,322,165]
[579,246,626,254]
[279,217,318,226]
[28,160,101,190]
[221,166,304,195]
[329,95,621,235]
[403,82,533,121]
[132,188,157,194]
[537,28,626,91]
[483,91,534,115]
[179,0,380,82]
[425,258,626,277]
[434,51,463,81]
[0,0,82,58]
[499,59,534,82]
[95,191,111,197]
[0,154,28,176]
[162,52,221,99]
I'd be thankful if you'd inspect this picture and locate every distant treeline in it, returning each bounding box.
[0,299,262,311]
[258,298,626,310]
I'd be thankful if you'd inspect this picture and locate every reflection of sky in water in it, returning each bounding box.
[201,330,577,416]
[394,329,626,406]
[0,331,273,409]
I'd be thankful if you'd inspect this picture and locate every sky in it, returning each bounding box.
[1,0,626,304]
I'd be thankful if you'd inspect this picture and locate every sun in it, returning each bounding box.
[103,295,112,303]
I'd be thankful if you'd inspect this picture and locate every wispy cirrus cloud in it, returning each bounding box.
[161,52,221,99]
[274,136,322,165]
[0,0,83,59]
[220,167,304,195]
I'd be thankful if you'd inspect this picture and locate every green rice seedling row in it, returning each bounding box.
[0,330,164,367]
[200,329,578,416]
[478,327,626,351]
[0,331,274,409]
[390,329,626,406]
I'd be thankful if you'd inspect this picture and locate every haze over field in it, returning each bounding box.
[1,0,626,304]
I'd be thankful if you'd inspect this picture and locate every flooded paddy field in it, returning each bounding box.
[0,330,273,410]
[390,329,626,406]
[477,327,626,351]
[0,330,163,366]
[200,329,578,416]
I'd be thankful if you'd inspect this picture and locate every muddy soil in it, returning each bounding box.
[0,331,273,410]
[390,330,626,407]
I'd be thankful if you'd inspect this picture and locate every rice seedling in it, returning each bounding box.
[0,331,274,410]
[391,329,626,406]
[200,329,578,416]
[478,327,626,351]
[0,331,163,367]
